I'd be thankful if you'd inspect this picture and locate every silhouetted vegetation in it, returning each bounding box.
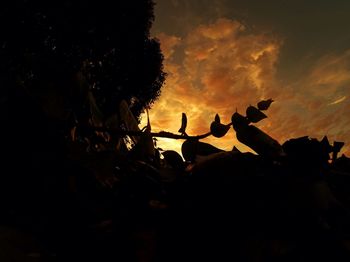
[0,0,164,117]
[1,1,350,262]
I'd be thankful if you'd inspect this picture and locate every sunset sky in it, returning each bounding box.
[142,0,350,156]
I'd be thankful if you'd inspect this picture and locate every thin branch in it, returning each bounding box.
[90,126,212,140]
[154,131,211,140]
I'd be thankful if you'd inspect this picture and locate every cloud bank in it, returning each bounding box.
[143,18,350,156]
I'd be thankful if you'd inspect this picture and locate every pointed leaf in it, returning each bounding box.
[181,139,198,162]
[129,129,155,161]
[246,106,267,123]
[178,113,187,134]
[321,136,332,153]
[125,108,153,160]
[231,112,250,131]
[232,146,241,153]
[236,125,284,158]
[257,99,274,111]
[195,141,223,156]
[210,121,230,138]
[145,108,152,132]
[182,139,223,162]
[119,100,141,144]
[162,150,185,170]
[333,141,345,153]
[215,114,221,123]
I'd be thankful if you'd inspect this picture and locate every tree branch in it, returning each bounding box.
[90,126,212,140]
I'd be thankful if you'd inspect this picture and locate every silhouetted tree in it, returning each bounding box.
[0,0,165,118]
[0,0,165,237]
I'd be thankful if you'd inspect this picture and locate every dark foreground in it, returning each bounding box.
[1,138,350,262]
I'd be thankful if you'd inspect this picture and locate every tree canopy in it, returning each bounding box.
[0,0,165,117]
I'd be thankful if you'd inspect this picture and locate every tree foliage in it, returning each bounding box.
[0,0,165,117]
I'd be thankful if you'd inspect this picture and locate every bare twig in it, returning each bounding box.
[90,126,212,140]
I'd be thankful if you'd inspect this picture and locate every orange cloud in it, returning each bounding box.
[156,33,181,59]
[142,18,350,157]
